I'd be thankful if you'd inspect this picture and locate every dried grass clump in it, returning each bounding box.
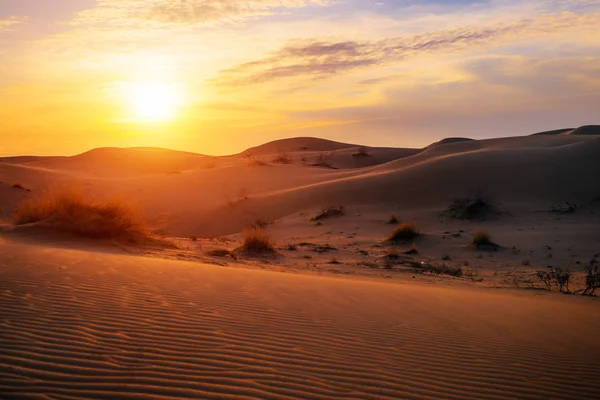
[241,228,276,254]
[445,193,496,220]
[311,205,345,221]
[388,222,420,242]
[272,153,292,164]
[13,187,149,241]
[472,230,499,250]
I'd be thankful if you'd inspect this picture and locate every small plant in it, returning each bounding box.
[241,228,276,254]
[537,267,572,293]
[190,236,198,242]
[309,153,336,169]
[246,157,268,167]
[272,153,292,164]
[286,243,298,251]
[582,255,600,296]
[387,215,399,224]
[413,261,463,277]
[329,258,341,264]
[388,222,420,242]
[472,230,498,250]
[311,205,345,221]
[550,201,578,214]
[445,193,496,219]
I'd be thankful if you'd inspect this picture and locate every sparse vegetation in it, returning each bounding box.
[472,230,499,250]
[206,249,238,260]
[412,262,463,278]
[387,215,398,224]
[241,228,276,254]
[550,201,578,214]
[388,222,420,242]
[537,267,572,293]
[246,157,269,167]
[13,187,152,242]
[309,153,336,169]
[311,205,345,221]
[582,254,600,296]
[329,257,341,264]
[285,243,298,251]
[445,193,497,219]
[272,153,292,164]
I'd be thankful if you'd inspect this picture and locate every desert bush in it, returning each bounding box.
[537,267,572,293]
[272,153,292,164]
[413,261,463,278]
[582,255,600,296]
[246,157,268,167]
[445,193,496,219]
[388,222,420,242]
[241,228,276,254]
[387,215,399,224]
[13,187,150,241]
[311,205,345,221]
[550,201,578,214]
[472,230,498,250]
[309,153,336,169]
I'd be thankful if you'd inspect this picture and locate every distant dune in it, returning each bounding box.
[239,136,358,156]
[566,125,600,135]
[27,147,212,176]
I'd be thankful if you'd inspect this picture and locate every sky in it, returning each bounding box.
[0,0,599,156]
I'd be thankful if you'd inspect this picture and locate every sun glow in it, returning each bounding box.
[124,82,185,122]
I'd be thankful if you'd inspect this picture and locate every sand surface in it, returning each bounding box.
[1,241,599,399]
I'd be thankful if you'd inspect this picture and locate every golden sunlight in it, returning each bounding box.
[124,82,184,122]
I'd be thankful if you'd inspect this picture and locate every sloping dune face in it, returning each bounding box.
[1,242,599,399]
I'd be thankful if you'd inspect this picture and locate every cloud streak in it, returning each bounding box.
[72,0,334,28]
[214,11,600,86]
[0,16,26,32]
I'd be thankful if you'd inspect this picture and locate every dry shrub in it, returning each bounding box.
[472,230,499,250]
[389,222,420,242]
[311,205,345,221]
[13,187,149,241]
[241,228,276,254]
[272,153,292,164]
[445,193,496,219]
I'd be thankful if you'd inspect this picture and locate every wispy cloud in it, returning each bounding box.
[71,0,334,28]
[0,16,26,32]
[214,11,600,86]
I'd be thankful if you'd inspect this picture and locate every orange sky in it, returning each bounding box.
[1,0,599,156]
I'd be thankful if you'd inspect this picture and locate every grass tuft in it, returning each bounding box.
[388,222,420,242]
[241,228,276,254]
[13,187,151,241]
[472,230,499,250]
[311,205,345,221]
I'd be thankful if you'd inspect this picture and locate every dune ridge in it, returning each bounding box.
[1,242,599,399]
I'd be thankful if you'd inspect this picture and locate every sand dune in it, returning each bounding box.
[1,241,599,399]
[1,133,599,237]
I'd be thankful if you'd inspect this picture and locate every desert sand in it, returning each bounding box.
[1,127,600,399]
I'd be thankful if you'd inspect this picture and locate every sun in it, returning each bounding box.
[125,82,183,122]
